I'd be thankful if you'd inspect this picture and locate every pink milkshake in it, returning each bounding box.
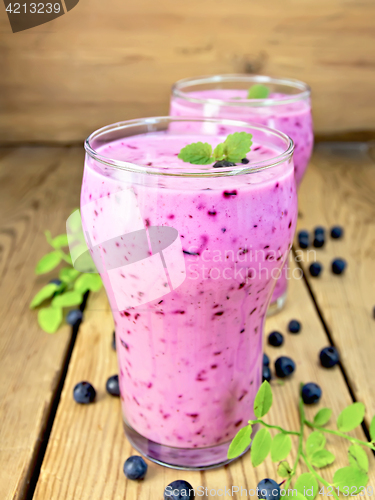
[81,117,297,469]
[170,75,313,313]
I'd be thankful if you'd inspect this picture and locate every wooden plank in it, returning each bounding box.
[0,146,86,500]
[1,0,375,142]
[297,143,375,419]
[33,262,375,500]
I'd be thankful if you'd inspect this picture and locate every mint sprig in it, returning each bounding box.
[247,84,270,99]
[178,132,252,165]
[228,381,375,499]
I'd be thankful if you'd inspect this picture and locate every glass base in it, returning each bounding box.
[267,291,287,317]
[123,418,256,470]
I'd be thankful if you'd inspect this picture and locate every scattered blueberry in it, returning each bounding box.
[213,160,236,168]
[275,356,296,378]
[288,320,301,334]
[373,306,375,320]
[263,353,270,367]
[164,480,195,499]
[241,158,250,164]
[309,262,323,277]
[298,230,309,249]
[257,478,281,500]
[320,346,340,368]
[314,226,325,237]
[302,382,322,405]
[331,226,344,239]
[73,381,96,404]
[313,234,325,248]
[66,309,83,327]
[268,331,284,347]
[106,374,120,397]
[112,330,116,351]
[262,365,272,383]
[49,278,62,286]
[332,258,347,275]
[123,455,148,480]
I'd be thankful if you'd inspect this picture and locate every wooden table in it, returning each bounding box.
[1,143,374,500]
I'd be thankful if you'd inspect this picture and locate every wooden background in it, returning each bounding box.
[1,0,375,143]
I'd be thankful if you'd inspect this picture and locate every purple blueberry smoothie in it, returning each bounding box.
[170,76,313,313]
[81,117,297,469]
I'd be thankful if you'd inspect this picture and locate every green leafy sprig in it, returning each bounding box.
[30,229,102,333]
[247,84,270,99]
[178,132,252,165]
[228,381,375,499]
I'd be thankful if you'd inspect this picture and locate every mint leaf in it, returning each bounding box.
[30,283,61,309]
[253,380,273,418]
[306,431,326,458]
[277,461,292,478]
[348,444,368,473]
[35,251,62,274]
[51,234,69,248]
[333,466,368,493]
[247,84,270,99]
[223,132,253,163]
[337,402,365,432]
[59,267,80,284]
[213,143,225,161]
[271,433,292,462]
[310,449,335,468]
[369,415,375,442]
[178,142,213,165]
[38,307,63,334]
[294,472,318,500]
[74,273,102,293]
[51,291,82,308]
[227,425,252,459]
[313,408,332,427]
[251,428,272,467]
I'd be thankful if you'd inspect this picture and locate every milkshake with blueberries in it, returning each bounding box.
[81,117,297,469]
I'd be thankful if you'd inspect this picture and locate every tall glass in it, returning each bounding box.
[170,75,313,314]
[81,117,297,469]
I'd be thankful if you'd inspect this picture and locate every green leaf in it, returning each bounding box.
[337,402,365,432]
[227,425,252,459]
[178,142,213,165]
[51,291,82,308]
[51,234,69,248]
[277,461,292,478]
[313,408,332,427]
[271,433,292,462]
[38,307,63,334]
[74,273,102,293]
[333,466,368,493]
[59,267,80,284]
[306,431,326,458]
[223,132,253,162]
[294,472,319,500]
[251,428,272,467]
[253,380,273,418]
[348,444,369,473]
[35,251,62,274]
[213,143,225,161]
[310,449,335,468]
[369,415,375,442]
[247,84,270,99]
[30,283,61,309]
[283,490,306,500]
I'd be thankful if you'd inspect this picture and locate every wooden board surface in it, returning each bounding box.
[297,143,375,420]
[1,0,375,143]
[0,146,85,500]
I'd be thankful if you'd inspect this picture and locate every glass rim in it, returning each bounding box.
[84,116,294,178]
[172,74,311,107]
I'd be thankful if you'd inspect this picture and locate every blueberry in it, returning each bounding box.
[298,230,309,249]
[241,158,250,164]
[263,365,272,383]
[268,331,284,347]
[213,160,236,168]
[106,374,120,396]
[73,381,96,404]
[66,309,83,327]
[164,480,195,499]
[288,319,301,334]
[263,353,270,366]
[314,226,325,237]
[112,330,116,351]
[257,478,281,500]
[331,226,344,239]
[332,258,346,275]
[313,234,325,248]
[49,278,62,286]
[309,262,323,277]
[275,356,295,378]
[123,455,147,480]
[302,382,322,405]
[320,346,340,368]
